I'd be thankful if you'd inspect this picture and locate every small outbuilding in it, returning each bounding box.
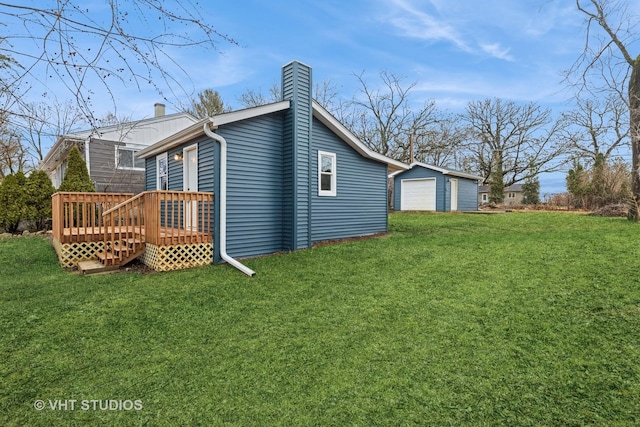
[391,162,482,212]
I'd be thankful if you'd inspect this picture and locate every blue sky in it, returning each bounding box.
[13,0,640,195]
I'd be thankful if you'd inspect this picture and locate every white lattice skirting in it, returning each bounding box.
[140,243,213,272]
[52,238,106,269]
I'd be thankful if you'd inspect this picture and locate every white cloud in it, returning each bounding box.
[385,0,470,51]
[480,43,514,61]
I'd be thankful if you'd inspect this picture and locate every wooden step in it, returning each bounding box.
[96,244,146,267]
[116,238,143,246]
[77,260,120,275]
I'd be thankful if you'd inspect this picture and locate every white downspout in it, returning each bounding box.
[203,122,256,277]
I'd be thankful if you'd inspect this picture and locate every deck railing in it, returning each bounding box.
[51,192,134,243]
[52,191,214,248]
[143,191,213,246]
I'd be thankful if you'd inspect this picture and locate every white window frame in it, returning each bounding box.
[156,153,168,190]
[116,146,145,171]
[318,151,337,197]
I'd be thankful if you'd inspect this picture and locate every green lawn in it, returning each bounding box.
[2,212,640,426]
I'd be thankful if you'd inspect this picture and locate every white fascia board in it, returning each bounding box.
[40,136,85,172]
[411,162,482,181]
[444,170,483,181]
[411,162,448,175]
[312,101,409,172]
[210,101,290,127]
[137,101,291,159]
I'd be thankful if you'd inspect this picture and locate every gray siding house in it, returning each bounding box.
[479,184,524,206]
[40,106,198,193]
[137,61,407,264]
[391,162,481,212]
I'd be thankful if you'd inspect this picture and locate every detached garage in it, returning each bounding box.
[391,162,482,212]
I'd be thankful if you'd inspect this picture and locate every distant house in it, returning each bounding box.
[478,184,524,206]
[390,162,482,212]
[136,60,407,268]
[40,105,198,193]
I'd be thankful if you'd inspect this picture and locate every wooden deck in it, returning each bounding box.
[61,225,211,245]
[52,191,214,270]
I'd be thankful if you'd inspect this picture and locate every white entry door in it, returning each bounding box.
[450,179,458,211]
[183,145,198,230]
[401,178,436,211]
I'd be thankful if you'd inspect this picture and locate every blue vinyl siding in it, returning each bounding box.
[282,61,312,250]
[456,178,479,211]
[393,166,479,212]
[145,158,156,190]
[218,113,285,259]
[311,119,388,242]
[167,147,184,191]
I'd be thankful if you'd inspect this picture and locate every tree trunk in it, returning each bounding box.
[628,55,640,221]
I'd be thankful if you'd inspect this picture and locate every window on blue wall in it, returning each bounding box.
[318,151,336,197]
[156,153,168,190]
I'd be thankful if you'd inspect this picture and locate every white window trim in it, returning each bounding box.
[318,151,337,197]
[156,153,168,190]
[116,146,145,171]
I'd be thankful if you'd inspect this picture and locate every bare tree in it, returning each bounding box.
[560,92,628,164]
[571,0,640,219]
[17,100,86,165]
[238,83,281,108]
[350,70,438,162]
[412,114,467,168]
[0,1,237,124]
[237,79,344,115]
[0,111,27,177]
[463,98,569,201]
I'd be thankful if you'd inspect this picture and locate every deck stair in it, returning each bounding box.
[96,192,147,269]
[97,237,145,267]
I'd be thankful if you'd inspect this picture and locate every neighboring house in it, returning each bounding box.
[478,184,524,206]
[40,105,198,193]
[390,162,482,212]
[137,61,408,265]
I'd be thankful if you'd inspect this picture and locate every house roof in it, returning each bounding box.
[389,162,482,181]
[40,111,198,173]
[479,184,524,193]
[311,101,408,173]
[137,100,410,173]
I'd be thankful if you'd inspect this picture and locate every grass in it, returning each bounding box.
[1,212,640,426]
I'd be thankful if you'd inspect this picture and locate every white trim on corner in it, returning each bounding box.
[318,150,337,197]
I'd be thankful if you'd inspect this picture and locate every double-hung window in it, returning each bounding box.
[318,151,336,197]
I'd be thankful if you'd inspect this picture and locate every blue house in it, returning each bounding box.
[137,61,407,275]
[391,162,482,212]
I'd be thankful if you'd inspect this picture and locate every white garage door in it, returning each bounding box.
[401,178,436,211]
